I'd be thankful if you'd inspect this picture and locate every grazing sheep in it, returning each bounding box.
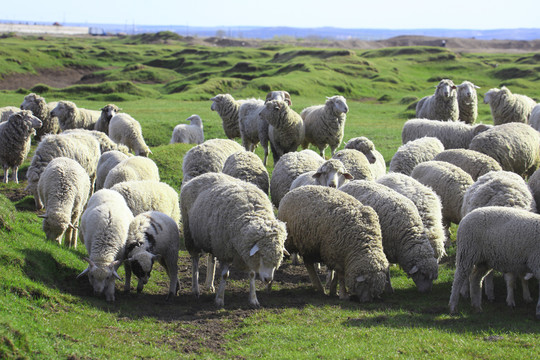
[210,93,244,139]
[456,81,480,124]
[332,149,374,181]
[20,93,60,140]
[103,156,160,189]
[77,189,134,302]
[50,100,101,131]
[124,211,181,300]
[344,137,386,179]
[433,149,502,181]
[95,150,130,191]
[340,181,439,292]
[222,151,269,194]
[377,173,446,262]
[37,157,91,247]
[0,110,42,183]
[0,106,20,123]
[62,129,130,154]
[469,122,540,178]
[416,79,459,121]
[389,137,445,176]
[170,114,204,145]
[301,95,349,158]
[181,174,288,308]
[290,159,353,190]
[108,113,151,157]
[483,86,536,125]
[278,185,389,301]
[449,206,540,318]
[270,149,325,208]
[94,104,120,135]
[401,118,491,149]
[529,104,540,131]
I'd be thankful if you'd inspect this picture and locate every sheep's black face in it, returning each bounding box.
[130,259,152,280]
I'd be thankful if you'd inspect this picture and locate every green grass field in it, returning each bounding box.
[1,33,539,359]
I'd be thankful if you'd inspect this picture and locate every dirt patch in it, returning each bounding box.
[0,66,98,91]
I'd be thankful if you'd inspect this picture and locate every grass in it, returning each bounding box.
[1,33,540,359]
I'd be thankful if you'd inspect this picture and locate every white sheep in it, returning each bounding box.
[170,114,204,145]
[181,173,288,308]
[483,86,536,125]
[77,189,134,302]
[124,211,181,300]
[238,98,265,152]
[62,129,130,154]
[222,151,270,194]
[50,100,101,131]
[94,104,120,135]
[37,157,91,247]
[389,137,445,176]
[0,110,42,183]
[301,95,348,158]
[210,93,245,139]
[344,137,386,179]
[95,150,130,191]
[278,185,389,301]
[20,93,60,140]
[432,149,502,181]
[416,79,459,121]
[290,159,353,190]
[401,118,491,149]
[332,149,374,181]
[529,104,540,132]
[108,113,151,156]
[456,81,480,124]
[0,106,20,123]
[102,155,159,189]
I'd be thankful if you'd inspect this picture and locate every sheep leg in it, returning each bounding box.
[163,257,180,301]
[503,272,516,307]
[449,265,471,314]
[205,253,216,293]
[328,271,337,296]
[291,253,301,265]
[536,280,540,320]
[2,165,8,183]
[215,263,230,308]
[469,265,491,312]
[484,271,495,302]
[11,166,18,184]
[325,269,335,290]
[385,270,394,294]
[191,255,200,297]
[248,270,260,308]
[337,272,349,300]
[305,262,325,294]
[522,277,533,303]
[124,262,132,293]
[63,227,71,247]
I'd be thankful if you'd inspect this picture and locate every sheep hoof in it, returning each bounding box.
[215,298,225,308]
[165,292,175,302]
[249,300,260,309]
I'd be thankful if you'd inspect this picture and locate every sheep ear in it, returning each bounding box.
[344,173,354,180]
[356,275,366,283]
[250,244,260,257]
[77,266,90,279]
[283,248,290,257]
[284,92,292,106]
[112,269,123,281]
[474,85,480,89]
[409,265,419,275]
[38,214,48,219]
[312,172,322,179]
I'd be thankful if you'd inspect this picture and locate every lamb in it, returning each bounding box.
[415,79,459,121]
[260,99,305,164]
[77,189,134,302]
[170,114,204,145]
[210,93,244,139]
[108,113,151,157]
[19,93,60,140]
[95,150,130,191]
[0,110,42,183]
[0,106,20,123]
[449,206,540,318]
[433,149,502,181]
[332,149,374,181]
[389,137,445,176]
[181,173,288,308]
[270,149,325,208]
[456,81,480,124]
[94,104,120,135]
[340,181,439,293]
[124,211,181,300]
[344,137,386,179]
[529,104,540,132]
[37,157,91,247]
[222,151,270,194]
[50,100,101,131]
[62,129,130,154]
[377,173,446,261]
[468,122,540,178]
[103,156,160,189]
[301,95,348,158]
[290,159,353,190]
[401,118,491,149]
[483,86,536,125]
[277,185,389,301]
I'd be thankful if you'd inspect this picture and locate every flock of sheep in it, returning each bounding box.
[1,79,540,318]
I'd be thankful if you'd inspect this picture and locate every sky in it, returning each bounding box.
[2,0,539,30]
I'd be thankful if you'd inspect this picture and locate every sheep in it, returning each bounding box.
[0,106,20,123]
[210,93,244,139]
[433,149,502,181]
[124,211,180,300]
[340,180,439,293]
[37,157,91,247]
[50,100,101,131]
[62,129,130,154]
[181,138,244,185]
[278,185,389,301]
[389,137,445,176]
[332,149,374,181]
[26,132,101,209]
[456,81,480,124]
[77,189,134,302]
[94,104,120,135]
[103,156,160,189]
[108,113,151,157]
[344,137,386,179]
[415,79,459,121]
[19,93,60,140]
[401,118,491,149]
[270,149,325,208]
[301,95,349,158]
[181,173,288,308]
[377,173,446,262]
[95,150,130,191]
[290,159,353,190]
[110,180,181,226]
[170,114,204,145]
[483,86,536,125]
[449,206,540,318]
[529,104,540,132]
[0,110,42,184]
[222,151,270,194]
[260,99,305,164]
[468,122,540,178]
